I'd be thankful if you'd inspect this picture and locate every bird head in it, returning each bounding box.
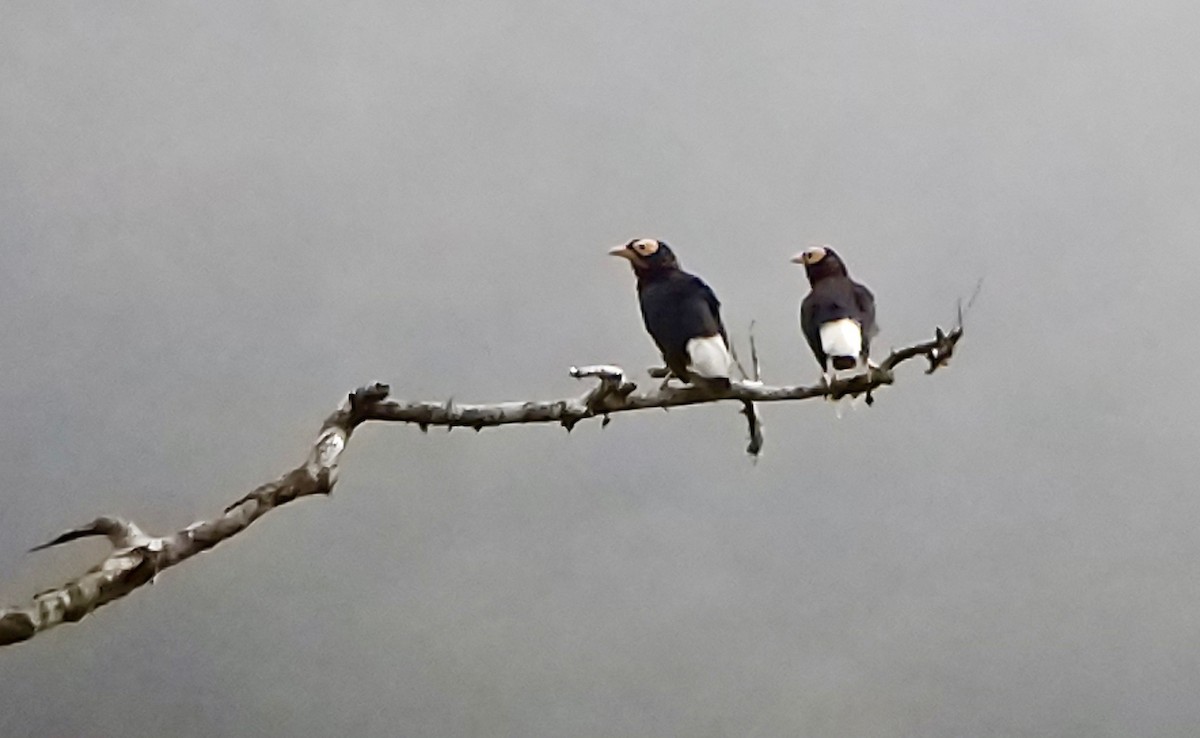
[609,238,679,273]
[791,245,848,283]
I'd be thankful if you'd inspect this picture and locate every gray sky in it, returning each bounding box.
[3,2,1199,736]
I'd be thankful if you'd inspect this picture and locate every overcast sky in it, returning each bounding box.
[3,2,1199,736]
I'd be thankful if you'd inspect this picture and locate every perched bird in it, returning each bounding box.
[609,238,734,387]
[793,245,878,388]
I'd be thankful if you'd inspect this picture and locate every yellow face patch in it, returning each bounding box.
[631,239,660,257]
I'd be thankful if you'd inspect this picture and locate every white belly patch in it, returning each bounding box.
[819,318,862,358]
[686,335,733,379]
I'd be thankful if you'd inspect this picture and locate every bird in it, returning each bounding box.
[609,238,734,388]
[793,245,878,392]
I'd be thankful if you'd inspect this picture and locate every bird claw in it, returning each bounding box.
[821,372,834,398]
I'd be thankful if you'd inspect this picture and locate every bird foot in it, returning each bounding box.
[861,357,880,382]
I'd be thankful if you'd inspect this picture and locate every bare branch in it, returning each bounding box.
[740,395,765,458]
[29,517,155,553]
[0,385,379,648]
[363,325,961,426]
[748,322,762,383]
[728,322,765,457]
[0,324,964,648]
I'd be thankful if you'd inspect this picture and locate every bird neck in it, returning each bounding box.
[806,262,848,285]
[635,266,681,286]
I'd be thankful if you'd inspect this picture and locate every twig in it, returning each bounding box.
[728,322,765,457]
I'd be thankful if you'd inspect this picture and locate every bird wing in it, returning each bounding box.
[688,275,729,345]
[852,281,878,338]
[799,293,825,364]
[683,276,732,379]
[637,273,729,379]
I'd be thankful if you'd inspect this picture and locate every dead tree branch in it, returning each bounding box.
[362,323,962,427]
[728,322,765,456]
[0,324,962,648]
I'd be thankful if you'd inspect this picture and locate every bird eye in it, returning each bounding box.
[633,239,659,256]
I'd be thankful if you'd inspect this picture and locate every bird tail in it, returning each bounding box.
[686,335,733,381]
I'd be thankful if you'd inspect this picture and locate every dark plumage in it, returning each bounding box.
[610,239,733,386]
[793,245,877,377]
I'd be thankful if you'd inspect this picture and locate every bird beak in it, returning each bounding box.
[790,252,806,264]
[609,245,637,261]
